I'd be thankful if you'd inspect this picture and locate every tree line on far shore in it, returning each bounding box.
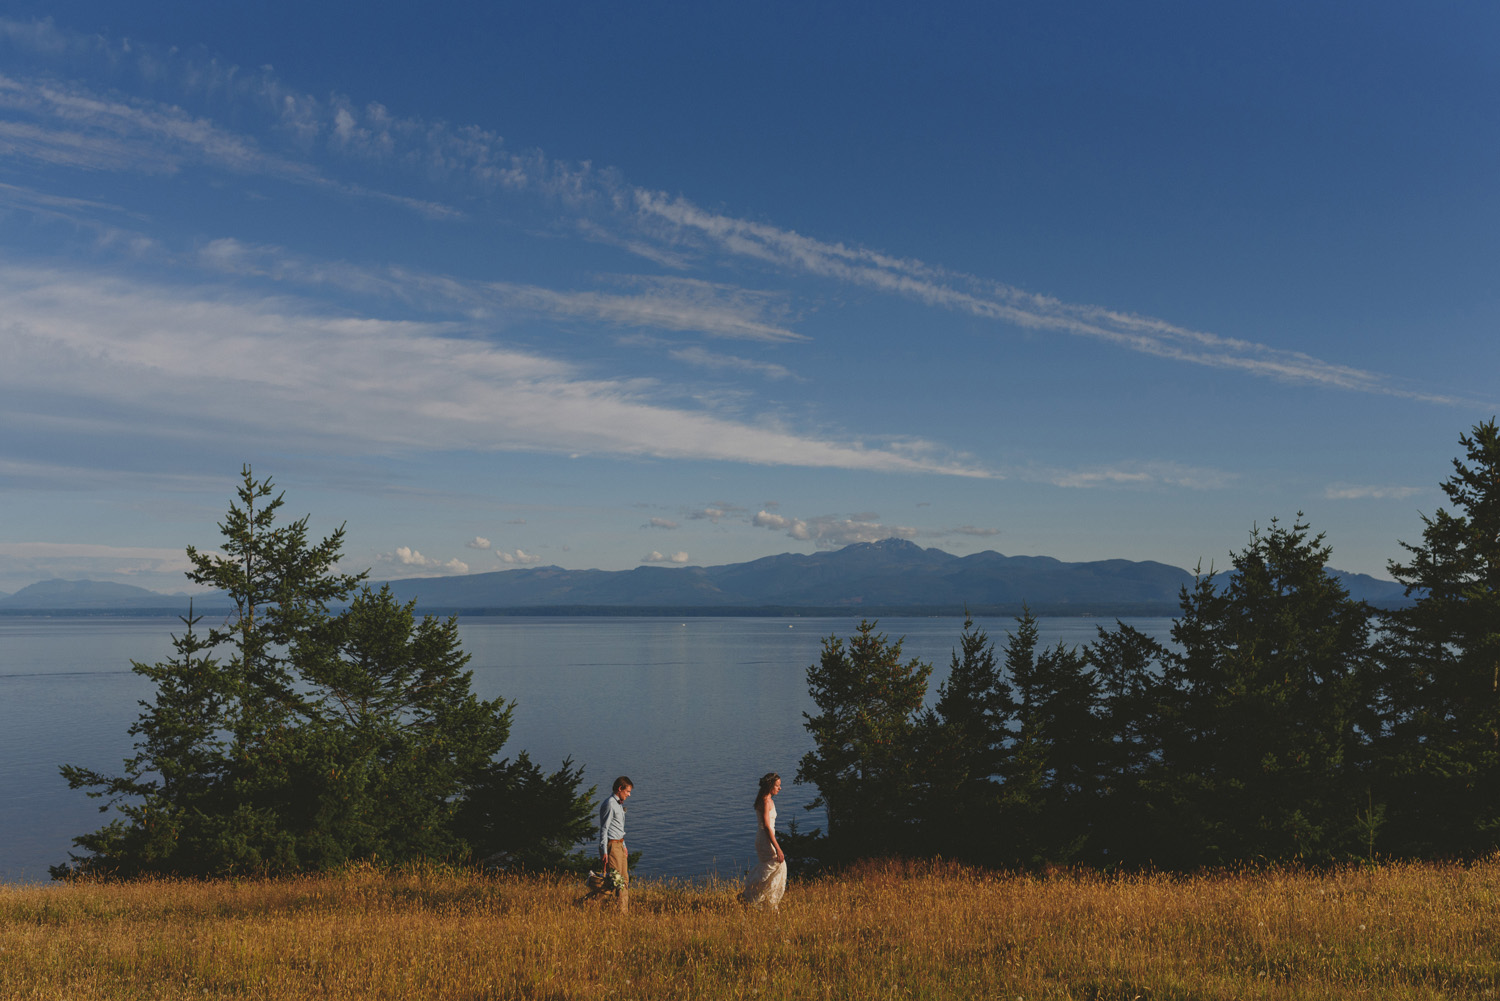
[792,420,1500,871]
[56,420,1499,878]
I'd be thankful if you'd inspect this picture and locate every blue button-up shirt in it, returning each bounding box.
[598,793,626,855]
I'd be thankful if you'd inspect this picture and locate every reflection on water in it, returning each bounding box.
[0,614,1175,882]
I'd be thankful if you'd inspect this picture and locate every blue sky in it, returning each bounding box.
[1,3,1496,594]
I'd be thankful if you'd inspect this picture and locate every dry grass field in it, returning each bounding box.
[2,858,1497,1000]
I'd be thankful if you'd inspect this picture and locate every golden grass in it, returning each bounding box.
[2,858,1498,999]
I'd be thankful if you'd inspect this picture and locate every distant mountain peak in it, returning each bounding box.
[861,537,924,552]
[12,578,162,598]
[835,537,933,556]
[831,538,954,566]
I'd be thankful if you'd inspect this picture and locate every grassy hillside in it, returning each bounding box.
[3,858,1497,999]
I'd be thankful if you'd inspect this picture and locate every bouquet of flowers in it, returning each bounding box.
[587,868,625,892]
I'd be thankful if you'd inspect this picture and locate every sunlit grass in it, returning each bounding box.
[3,857,1498,999]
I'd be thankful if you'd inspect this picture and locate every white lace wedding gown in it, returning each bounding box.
[739,799,787,909]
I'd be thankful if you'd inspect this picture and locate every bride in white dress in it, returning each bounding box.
[739,772,787,909]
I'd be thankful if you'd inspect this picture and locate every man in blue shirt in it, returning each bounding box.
[586,775,633,912]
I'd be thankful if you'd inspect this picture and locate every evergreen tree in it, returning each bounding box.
[796,619,932,859]
[58,467,587,877]
[1086,620,1170,866]
[996,610,1103,867]
[992,612,1044,865]
[1151,517,1374,867]
[56,608,230,874]
[1377,419,1500,856]
[453,753,596,871]
[915,614,1012,862]
[291,585,516,865]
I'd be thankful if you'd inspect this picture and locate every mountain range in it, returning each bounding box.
[0,577,212,611]
[0,539,1411,615]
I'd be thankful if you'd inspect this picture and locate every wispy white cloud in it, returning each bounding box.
[577,219,693,269]
[0,263,989,477]
[751,510,918,548]
[0,72,313,179]
[752,510,1004,548]
[646,518,679,530]
[1020,461,1235,491]
[465,536,491,549]
[390,546,468,575]
[194,239,803,343]
[751,510,808,539]
[689,505,741,523]
[8,19,1480,411]
[0,15,71,52]
[0,72,460,219]
[0,457,223,493]
[667,345,795,380]
[0,180,140,220]
[631,190,1487,409]
[0,26,592,207]
[0,117,167,173]
[10,20,1462,411]
[0,181,161,252]
[0,26,588,216]
[642,550,689,564]
[486,279,803,343]
[1324,483,1424,501]
[274,86,599,203]
[496,549,544,565]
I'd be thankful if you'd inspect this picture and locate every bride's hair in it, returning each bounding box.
[755,772,780,805]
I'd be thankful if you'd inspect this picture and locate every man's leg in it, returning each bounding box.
[608,840,629,913]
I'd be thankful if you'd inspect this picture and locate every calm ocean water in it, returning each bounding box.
[0,614,1175,883]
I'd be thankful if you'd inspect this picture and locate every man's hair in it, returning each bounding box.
[613,775,633,793]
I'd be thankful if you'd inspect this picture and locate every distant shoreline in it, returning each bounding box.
[2,598,1416,619]
[0,603,1183,619]
[0,602,1187,619]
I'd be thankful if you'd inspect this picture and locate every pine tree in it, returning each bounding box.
[1086,620,1169,866]
[452,753,596,871]
[1151,517,1374,866]
[57,467,586,876]
[57,608,230,874]
[1377,419,1500,856]
[996,610,1103,867]
[915,614,1012,862]
[291,585,517,865]
[796,619,932,859]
